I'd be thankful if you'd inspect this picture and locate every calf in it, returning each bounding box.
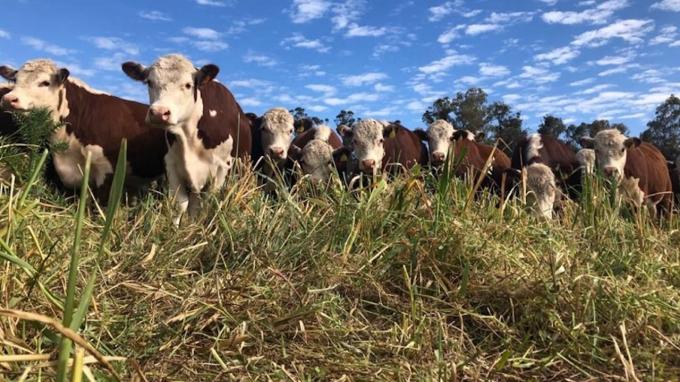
[580,129,672,215]
[413,120,510,191]
[248,108,295,186]
[338,119,427,176]
[0,59,166,198]
[122,54,252,225]
[511,133,581,199]
[526,163,558,220]
[576,148,596,175]
[288,125,350,183]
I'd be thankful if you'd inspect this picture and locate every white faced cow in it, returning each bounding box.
[526,163,558,220]
[122,54,252,225]
[413,119,474,167]
[247,108,295,187]
[581,129,672,214]
[289,125,350,183]
[0,59,166,200]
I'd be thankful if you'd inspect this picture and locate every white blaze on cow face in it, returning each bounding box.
[582,129,639,180]
[260,107,294,161]
[123,54,217,128]
[426,120,455,166]
[576,148,596,175]
[0,60,70,121]
[526,163,557,220]
[349,119,388,174]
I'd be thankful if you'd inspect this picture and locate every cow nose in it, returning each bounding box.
[149,106,171,124]
[361,159,376,170]
[603,167,618,178]
[432,152,445,164]
[270,147,285,159]
[1,94,19,108]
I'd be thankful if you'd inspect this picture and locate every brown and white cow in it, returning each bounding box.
[413,120,510,191]
[248,108,295,187]
[288,125,350,183]
[580,129,673,214]
[0,59,166,198]
[122,54,252,225]
[511,133,582,199]
[338,119,427,176]
[525,163,558,220]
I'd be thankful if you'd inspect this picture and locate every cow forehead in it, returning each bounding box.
[303,139,332,161]
[594,129,626,148]
[148,54,195,83]
[428,120,454,139]
[16,59,58,82]
[262,108,293,128]
[353,120,384,142]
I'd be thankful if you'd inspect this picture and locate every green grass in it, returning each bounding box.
[0,127,679,380]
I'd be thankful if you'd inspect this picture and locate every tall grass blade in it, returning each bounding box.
[16,149,48,208]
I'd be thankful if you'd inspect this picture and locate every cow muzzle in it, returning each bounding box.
[1,93,22,111]
[269,147,286,160]
[603,167,621,179]
[360,159,376,172]
[431,152,446,166]
[147,105,172,126]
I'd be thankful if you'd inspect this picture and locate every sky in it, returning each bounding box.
[1,0,679,134]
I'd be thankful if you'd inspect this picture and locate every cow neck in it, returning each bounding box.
[167,92,205,156]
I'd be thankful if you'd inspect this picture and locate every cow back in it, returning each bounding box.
[291,127,342,150]
[382,127,428,171]
[624,142,672,206]
[196,81,252,159]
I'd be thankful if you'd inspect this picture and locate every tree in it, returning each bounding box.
[422,88,524,153]
[565,119,629,149]
[289,107,324,125]
[335,110,358,127]
[641,94,680,160]
[537,115,566,139]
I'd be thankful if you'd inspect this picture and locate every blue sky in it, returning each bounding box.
[1,0,679,134]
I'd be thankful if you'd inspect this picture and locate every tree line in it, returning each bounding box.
[290,89,680,160]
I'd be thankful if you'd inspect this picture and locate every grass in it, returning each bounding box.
[0,116,679,380]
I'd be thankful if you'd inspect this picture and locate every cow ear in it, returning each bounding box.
[337,124,352,138]
[289,145,303,161]
[333,146,352,163]
[122,62,147,82]
[475,131,486,141]
[413,128,428,142]
[196,64,219,86]
[452,130,469,141]
[624,137,641,149]
[579,137,595,149]
[55,68,70,85]
[383,124,398,139]
[0,66,17,81]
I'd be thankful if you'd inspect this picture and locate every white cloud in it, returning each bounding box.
[519,65,560,83]
[650,26,678,45]
[281,34,329,53]
[579,84,615,94]
[240,97,262,107]
[324,92,379,106]
[227,18,266,34]
[438,26,464,44]
[182,27,221,40]
[479,63,510,77]
[457,76,481,86]
[466,24,501,35]
[290,0,331,23]
[243,51,277,67]
[542,0,629,25]
[486,11,534,24]
[572,19,654,47]
[342,72,388,86]
[374,83,395,92]
[0,30,9,39]
[535,46,580,65]
[598,66,629,76]
[570,78,595,87]
[539,0,559,5]
[299,64,326,76]
[418,52,476,75]
[594,51,635,65]
[21,37,74,56]
[305,84,337,95]
[194,40,229,51]
[651,0,680,11]
[428,1,462,22]
[307,105,329,112]
[53,61,96,77]
[138,10,172,21]
[89,37,139,55]
[345,24,387,37]
[196,0,227,6]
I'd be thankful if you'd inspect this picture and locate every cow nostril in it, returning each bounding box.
[163,110,171,117]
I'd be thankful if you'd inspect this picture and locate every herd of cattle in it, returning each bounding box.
[0,55,679,225]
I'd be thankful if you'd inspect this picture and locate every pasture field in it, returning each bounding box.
[0,123,679,381]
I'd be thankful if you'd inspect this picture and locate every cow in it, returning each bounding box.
[511,133,582,200]
[525,163,558,220]
[122,54,252,225]
[576,148,596,175]
[580,129,672,215]
[288,125,350,183]
[294,118,316,135]
[337,119,427,177]
[248,108,295,188]
[0,59,167,200]
[413,120,511,192]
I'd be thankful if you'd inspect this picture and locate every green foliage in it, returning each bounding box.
[565,119,629,149]
[641,94,680,160]
[537,114,567,138]
[334,109,358,127]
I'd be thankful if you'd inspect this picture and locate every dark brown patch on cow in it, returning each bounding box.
[624,142,673,213]
[381,123,429,173]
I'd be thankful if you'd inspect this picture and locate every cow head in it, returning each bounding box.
[575,148,596,175]
[415,119,456,167]
[337,124,353,147]
[122,54,218,127]
[289,126,349,183]
[294,118,315,135]
[526,163,557,220]
[339,119,394,174]
[580,129,641,180]
[0,60,70,120]
[258,108,294,161]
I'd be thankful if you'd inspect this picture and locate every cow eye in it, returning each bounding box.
[449,135,455,141]
[620,148,625,154]
[379,138,384,143]
[39,81,50,87]
[185,83,192,90]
